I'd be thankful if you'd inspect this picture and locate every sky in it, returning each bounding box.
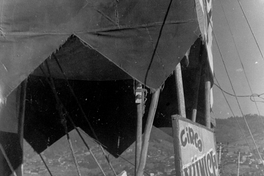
[212,0,264,118]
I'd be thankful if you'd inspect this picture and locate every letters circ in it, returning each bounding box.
[180,126,203,152]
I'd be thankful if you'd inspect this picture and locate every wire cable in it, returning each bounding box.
[214,82,252,97]
[236,0,264,112]
[220,0,263,119]
[40,64,107,176]
[214,1,264,166]
[0,144,18,176]
[214,82,264,104]
[52,55,118,176]
[214,42,264,174]
[220,0,264,134]
[237,0,264,61]
[250,94,264,103]
[45,60,82,176]
[66,133,82,176]
[98,145,117,176]
[38,153,54,176]
[49,56,154,176]
[212,24,264,174]
[214,76,235,117]
[51,54,99,143]
[144,0,173,85]
[214,75,254,152]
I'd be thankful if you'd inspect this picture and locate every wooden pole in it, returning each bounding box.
[204,68,211,128]
[136,89,160,176]
[135,106,142,172]
[171,115,182,176]
[171,63,186,176]
[174,63,186,118]
[135,83,144,174]
[237,151,240,176]
[218,145,222,166]
[191,66,202,122]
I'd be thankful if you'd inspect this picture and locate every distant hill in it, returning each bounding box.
[215,115,264,176]
[215,114,264,146]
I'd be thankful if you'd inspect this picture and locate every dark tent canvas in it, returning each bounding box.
[0,0,213,175]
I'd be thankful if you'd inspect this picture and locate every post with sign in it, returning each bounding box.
[172,63,186,176]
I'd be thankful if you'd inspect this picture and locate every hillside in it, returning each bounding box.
[215,114,264,176]
[23,127,175,176]
[22,114,264,176]
[216,114,264,143]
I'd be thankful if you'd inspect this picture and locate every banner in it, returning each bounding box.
[195,0,214,107]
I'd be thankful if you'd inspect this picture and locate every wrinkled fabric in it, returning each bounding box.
[0,0,201,98]
[0,1,215,175]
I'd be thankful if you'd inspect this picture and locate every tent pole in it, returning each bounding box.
[171,63,186,175]
[205,80,211,128]
[16,79,27,176]
[174,63,186,118]
[191,66,202,122]
[204,66,211,128]
[136,89,160,176]
[237,151,240,176]
[135,83,144,174]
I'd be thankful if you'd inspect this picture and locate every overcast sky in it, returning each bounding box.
[212,0,264,118]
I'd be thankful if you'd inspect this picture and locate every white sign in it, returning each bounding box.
[173,116,219,176]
